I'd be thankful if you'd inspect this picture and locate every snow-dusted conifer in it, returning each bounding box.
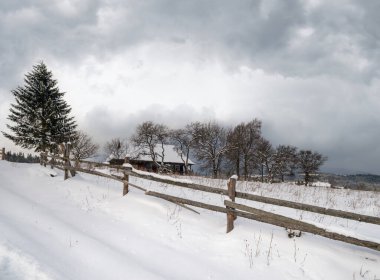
[2,62,77,153]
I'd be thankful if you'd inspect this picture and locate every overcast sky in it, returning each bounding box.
[1,0,380,174]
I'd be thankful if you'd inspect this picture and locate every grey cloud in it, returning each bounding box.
[2,0,380,83]
[0,0,100,88]
[80,104,216,145]
[1,0,380,174]
[92,0,379,81]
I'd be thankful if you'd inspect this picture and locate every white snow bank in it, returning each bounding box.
[312,181,331,187]
[0,161,379,280]
[131,168,194,184]
[0,243,51,280]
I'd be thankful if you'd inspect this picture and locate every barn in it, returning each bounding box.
[126,144,195,174]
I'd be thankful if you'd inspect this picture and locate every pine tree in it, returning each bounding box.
[2,62,77,153]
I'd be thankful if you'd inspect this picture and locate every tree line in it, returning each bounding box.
[2,62,327,185]
[105,120,327,185]
[4,151,40,163]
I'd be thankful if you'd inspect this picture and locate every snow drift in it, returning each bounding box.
[0,161,379,280]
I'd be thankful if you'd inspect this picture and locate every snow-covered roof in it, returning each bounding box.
[127,144,195,165]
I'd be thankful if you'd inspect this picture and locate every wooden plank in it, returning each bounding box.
[235,191,380,225]
[43,155,125,171]
[156,196,201,215]
[78,159,127,170]
[131,171,228,196]
[145,191,228,214]
[48,157,227,195]
[225,200,380,252]
[51,163,148,193]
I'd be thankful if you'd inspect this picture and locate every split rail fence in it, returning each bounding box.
[41,152,380,252]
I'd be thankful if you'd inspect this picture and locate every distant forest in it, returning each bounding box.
[345,174,380,184]
[4,151,40,163]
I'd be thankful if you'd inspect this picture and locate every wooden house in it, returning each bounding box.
[125,144,195,174]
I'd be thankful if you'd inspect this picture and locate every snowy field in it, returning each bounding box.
[0,161,379,280]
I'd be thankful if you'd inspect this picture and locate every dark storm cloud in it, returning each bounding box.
[2,0,380,83]
[95,0,379,81]
[1,0,380,174]
[0,0,101,89]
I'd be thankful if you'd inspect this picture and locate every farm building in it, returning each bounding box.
[126,144,195,174]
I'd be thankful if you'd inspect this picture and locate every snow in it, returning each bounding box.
[122,163,133,168]
[131,168,194,184]
[128,144,195,165]
[0,161,379,280]
[312,181,331,187]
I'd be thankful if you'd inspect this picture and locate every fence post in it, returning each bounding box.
[226,175,237,233]
[123,165,132,196]
[1,148,5,160]
[42,152,47,167]
[50,153,54,169]
[40,152,47,167]
[64,144,69,180]
[68,144,76,177]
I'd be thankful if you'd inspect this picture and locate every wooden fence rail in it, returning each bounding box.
[224,200,380,251]
[145,191,380,251]
[129,171,228,196]
[43,155,380,225]
[130,169,380,226]
[40,155,380,252]
[235,191,380,225]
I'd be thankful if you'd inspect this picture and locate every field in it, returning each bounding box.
[0,161,379,280]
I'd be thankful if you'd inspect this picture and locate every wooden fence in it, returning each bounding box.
[0,148,5,160]
[41,153,380,252]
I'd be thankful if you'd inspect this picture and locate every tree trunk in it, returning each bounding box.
[304,172,310,186]
[212,161,218,178]
[243,159,248,181]
[235,152,240,178]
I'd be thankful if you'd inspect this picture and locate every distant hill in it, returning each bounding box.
[344,174,380,184]
[320,173,380,191]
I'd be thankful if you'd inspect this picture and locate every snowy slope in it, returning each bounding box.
[0,161,379,280]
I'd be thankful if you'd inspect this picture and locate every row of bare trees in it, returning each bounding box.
[101,120,326,185]
[69,119,327,185]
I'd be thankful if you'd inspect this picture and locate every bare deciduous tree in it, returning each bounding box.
[271,145,298,182]
[131,121,169,171]
[191,121,232,178]
[170,125,194,175]
[104,138,128,159]
[297,150,327,185]
[255,137,273,182]
[71,131,99,164]
[226,119,262,179]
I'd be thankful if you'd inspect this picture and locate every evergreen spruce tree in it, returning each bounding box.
[2,62,77,153]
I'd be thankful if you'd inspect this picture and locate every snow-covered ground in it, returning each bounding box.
[0,161,379,280]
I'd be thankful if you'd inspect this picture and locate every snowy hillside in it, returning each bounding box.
[0,161,379,280]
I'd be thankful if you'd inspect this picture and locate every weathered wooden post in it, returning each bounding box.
[1,148,5,160]
[40,152,47,167]
[226,175,237,233]
[123,159,132,196]
[68,144,76,177]
[50,152,54,169]
[64,144,69,180]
